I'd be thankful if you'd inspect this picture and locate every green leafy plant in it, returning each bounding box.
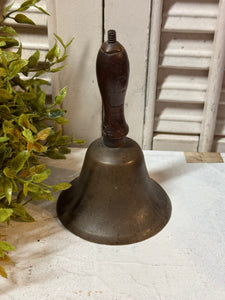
[0,0,83,278]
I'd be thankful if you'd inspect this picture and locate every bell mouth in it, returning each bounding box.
[57,137,171,245]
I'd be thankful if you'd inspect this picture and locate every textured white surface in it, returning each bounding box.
[1,149,225,300]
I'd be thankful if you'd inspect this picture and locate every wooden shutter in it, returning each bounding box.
[143,0,225,151]
[213,74,225,152]
[2,0,51,99]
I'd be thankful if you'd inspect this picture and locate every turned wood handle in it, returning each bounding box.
[96,30,129,147]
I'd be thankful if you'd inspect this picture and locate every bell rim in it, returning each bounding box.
[57,177,172,246]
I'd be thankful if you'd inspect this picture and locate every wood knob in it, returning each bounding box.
[96,30,129,147]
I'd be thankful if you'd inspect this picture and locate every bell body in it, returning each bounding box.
[57,30,172,245]
[57,137,171,245]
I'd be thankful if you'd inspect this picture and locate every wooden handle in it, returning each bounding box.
[96,30,129,147]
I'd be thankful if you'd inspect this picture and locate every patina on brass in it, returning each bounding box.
[57,30,172,245]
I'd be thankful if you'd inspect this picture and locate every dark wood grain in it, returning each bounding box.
[96,30,129,147]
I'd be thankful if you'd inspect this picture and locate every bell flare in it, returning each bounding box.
[57,137,172,245]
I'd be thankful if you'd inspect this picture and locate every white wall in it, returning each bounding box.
[48,0,102,145]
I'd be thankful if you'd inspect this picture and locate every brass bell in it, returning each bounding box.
[57,30,172,245]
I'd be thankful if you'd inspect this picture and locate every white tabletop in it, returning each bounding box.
[1,149,225,300]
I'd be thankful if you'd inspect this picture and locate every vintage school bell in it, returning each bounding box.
[57,30,172,245]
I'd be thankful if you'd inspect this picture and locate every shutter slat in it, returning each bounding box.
[220,91,225,102]
[157,69,207,103]
[215,120,225,135]
[159,32,213,69]
[212,136,225,152]
[162,0,218,33]
[159,56,211,70]
[154,119,201,134]
[163,0,218,17]
[155,103,203,122]
[153,134,199,151]
[157,90,205,104]
[151,0,220,151]
[162,16,216,33]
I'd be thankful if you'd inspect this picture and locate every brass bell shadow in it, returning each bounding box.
[57,30,172,245]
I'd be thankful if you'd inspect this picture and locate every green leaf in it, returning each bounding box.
[52,182,71,192]
[28,155,39,165]
[20,0,33,7]
[3,167,16,179]
[74,139,85,145]
[33,69,45,78]
[46,130,61,144]
[33,164,46,173]
[19,0,40,9]
[0,89,12,100]
[66,37,75,48]
[3,120,14,135]
[38,79,51,85]
[23,182,28,197]
[55,135,70,145]
[20,92,36,100]
[0,137,9,143]
[28,190,55,201]
[35,91,46,111]
[0,208,13,222]
[0,241,15,253]
[58,146,71,155]
[10,151,30,174]
[0,26,17,36]
[30,141,47,153]
[8,59,28,79]
[27,183,49,194]
[0,52,7,68]
[0,265,7,278]
[19,0,36,10]
[3,177,12,204]
[0,41,6,47]
[45,43,57,62]
[55,86,67,105]
[29,123,37,134]
[11,179,18,193]
[22,128,33,142]
[28,50,40,68]
[14,14,36,25]
[0,254,14,263]
[0,37,19,48]
[2,51,20,63]
[50,65,66,73]
[34,5,49,15]
[17,43,22,56]
[54,33,65,48]
[36,128,51,141]
[55,117,68,124]
[31,169,50,183]
[46,150,66,160]
[56,54,68,63]
[11,203,35,222]
[0,68,7,76]
[18,114,30,128]
[2,1,15,15]
[48,109,65,118]
[55,45,61,58]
